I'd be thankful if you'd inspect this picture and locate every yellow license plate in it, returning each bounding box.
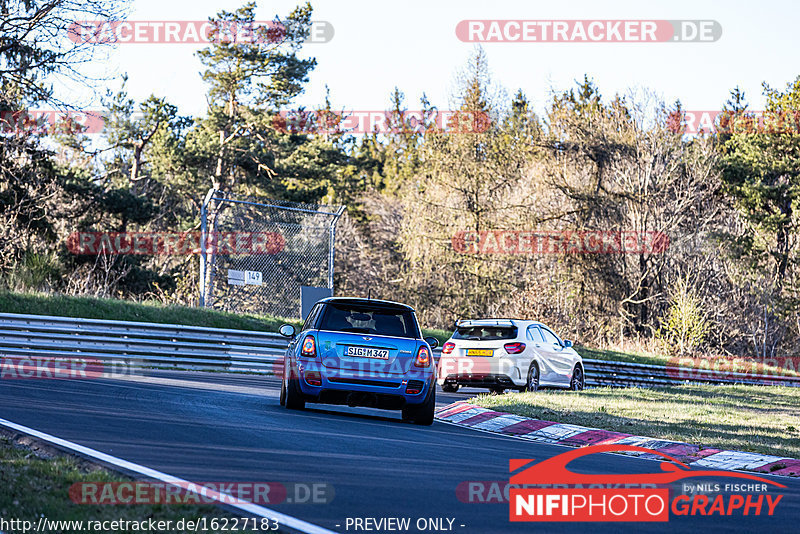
[466,349,494,357]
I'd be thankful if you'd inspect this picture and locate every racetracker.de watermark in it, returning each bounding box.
[0,356,137,380]
[67,20,334,44]
[3,108,486,137]
[272,109,491,135]
[666,356,800,381]
[69,481,333,505]
[451,230,670,255]
[456,20,721,43]
[0,110,103,136]
[66,231,286,256]
[669,110,800,135]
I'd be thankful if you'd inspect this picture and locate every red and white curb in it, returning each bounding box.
[436,401,800,477]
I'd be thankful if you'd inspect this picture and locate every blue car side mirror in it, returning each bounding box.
[279,324,296,338]
[424,336,439,349]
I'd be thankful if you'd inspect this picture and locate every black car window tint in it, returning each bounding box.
[453,326,516,340]
[322,306,353,331]
[319,304,419,339]
[303,304,320,331]
[374,313,406,337]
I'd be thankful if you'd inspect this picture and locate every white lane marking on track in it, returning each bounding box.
[0,417,336,534]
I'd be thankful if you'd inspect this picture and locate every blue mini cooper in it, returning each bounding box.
[278,297,439,425]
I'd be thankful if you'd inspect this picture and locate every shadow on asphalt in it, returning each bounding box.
[300,405,406,424]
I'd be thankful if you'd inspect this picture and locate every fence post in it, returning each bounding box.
[199,188,217,307]
[328,206,345,291]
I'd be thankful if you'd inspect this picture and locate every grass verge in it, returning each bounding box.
[0,432,264,533]
[0,291,451,343]
[0,291,299,332]
[470,385,800,458]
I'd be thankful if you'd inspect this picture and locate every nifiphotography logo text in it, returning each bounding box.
[509,445,785,522]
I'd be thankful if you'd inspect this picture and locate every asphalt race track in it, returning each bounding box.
[1,369,797,533]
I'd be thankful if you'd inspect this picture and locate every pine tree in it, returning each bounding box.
[720,79,800,300]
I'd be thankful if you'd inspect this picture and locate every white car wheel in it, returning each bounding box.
[570,364,585,391]
[519,363,539,392]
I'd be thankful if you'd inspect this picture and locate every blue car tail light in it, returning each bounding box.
[414,346,431,368]
[301,335,317,358]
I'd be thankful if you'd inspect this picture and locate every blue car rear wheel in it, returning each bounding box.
[402,383,435,425]
[283,357,305,410]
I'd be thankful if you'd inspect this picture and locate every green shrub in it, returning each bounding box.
[5,251,62,291]
[658,276,710,355]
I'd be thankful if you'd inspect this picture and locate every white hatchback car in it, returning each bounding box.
[436,319,584,393]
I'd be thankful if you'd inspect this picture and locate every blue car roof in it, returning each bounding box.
[317,297,415,312]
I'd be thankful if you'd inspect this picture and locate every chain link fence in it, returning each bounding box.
[199,189,344,318]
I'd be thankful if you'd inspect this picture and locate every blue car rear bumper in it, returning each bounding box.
[294,357,433,408]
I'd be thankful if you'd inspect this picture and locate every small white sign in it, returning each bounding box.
[245,270,263,286]
[228,269,263,286]
[228,269,245,286]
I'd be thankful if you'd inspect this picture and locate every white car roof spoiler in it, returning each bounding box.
[457,319,516,328]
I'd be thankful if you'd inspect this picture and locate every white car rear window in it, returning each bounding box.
[453,326,517,340]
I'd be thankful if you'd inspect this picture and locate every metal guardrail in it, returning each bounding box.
[0,313,285,373]
[583,358,800,388]
[0,312,798,387]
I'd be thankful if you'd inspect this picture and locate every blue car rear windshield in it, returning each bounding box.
[319,303,420,339]
[453,326,517,340]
